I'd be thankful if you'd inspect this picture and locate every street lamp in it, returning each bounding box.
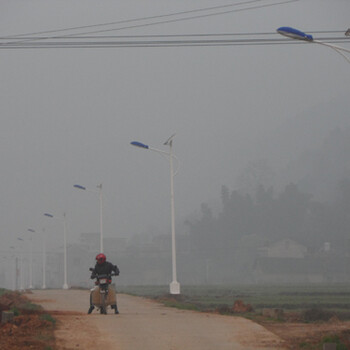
[44,213,69,289]
[41,228,46,289]
[131,134,180,295]
[17,238,24,291]
[27,229,35,289]
[9,246,16,290]
[277,26,350,64]
[74,184,104,253]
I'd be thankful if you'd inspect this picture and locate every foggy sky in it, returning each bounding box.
[0,0,349,259]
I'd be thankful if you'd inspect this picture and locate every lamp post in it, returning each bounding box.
[42,228,46,289]
[277,26,350,64]
[74,184,104,253]
[17,237,24,291]
[9,246,16,290]
[131,134,180,294]
[27,229,35,289]
[44,213,69,289]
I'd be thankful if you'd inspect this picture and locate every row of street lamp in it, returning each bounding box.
[74,137,181,294]
[15,185,101,291]
[13,136,181,294]
[73,137,182,294]
[21,228,46,290]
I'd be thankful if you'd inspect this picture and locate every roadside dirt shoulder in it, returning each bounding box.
[261,319,350,349]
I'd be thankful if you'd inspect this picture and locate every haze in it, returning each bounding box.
[0,0,349,288]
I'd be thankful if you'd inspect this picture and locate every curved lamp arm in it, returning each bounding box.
[131,140,180,176]
[277,26,350,64]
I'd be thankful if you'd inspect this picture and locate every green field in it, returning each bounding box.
[118,284,350,316]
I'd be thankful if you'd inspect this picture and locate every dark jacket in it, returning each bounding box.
[91,261,119,279]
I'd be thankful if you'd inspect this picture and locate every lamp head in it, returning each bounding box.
[277,27,313,41]
[130,141,149,149]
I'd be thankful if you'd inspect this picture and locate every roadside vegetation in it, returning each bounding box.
[0,289,56,350]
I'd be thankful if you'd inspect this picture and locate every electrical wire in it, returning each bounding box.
[50,0,302,38]
[3,0,293,38]
[2,0,301,45]
[0,0,347,50]
[1,30,347,40]
[0,34,347,50]
[0,31,346,40]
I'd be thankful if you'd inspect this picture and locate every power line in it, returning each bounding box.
[3,0,301,46]
[2,0,287,38]
[55,0,301,38]
[0,3,347,50]
[0,34,347,50]
[1,28,349,50]
[0,30,345,40]
[6,0,300,38]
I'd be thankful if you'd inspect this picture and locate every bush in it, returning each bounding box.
[216,305,233,314]
[10,306,20,316]
[322,334,347,350]
[302,308,334,322]
[40,314,56,325]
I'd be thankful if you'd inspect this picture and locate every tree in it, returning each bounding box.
[274,183,312,243]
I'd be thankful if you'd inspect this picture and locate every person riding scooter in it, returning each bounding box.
[88,253,120,314]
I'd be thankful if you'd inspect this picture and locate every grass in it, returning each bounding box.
[298,335,348,350]
[321,335,347,349]
[22,301,43,312]
[9,299,42,316]
[10,306,20,316]
[118,284,350,318]
[159,297,201,311]
[40,313,56,325]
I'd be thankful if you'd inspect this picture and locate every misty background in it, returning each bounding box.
[0,0,349,289]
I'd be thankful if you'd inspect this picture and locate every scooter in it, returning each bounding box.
[88,268,119,314]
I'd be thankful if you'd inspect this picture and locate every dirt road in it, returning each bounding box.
[28,289,286,350]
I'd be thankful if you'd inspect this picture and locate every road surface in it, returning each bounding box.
[28,289,286,350]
